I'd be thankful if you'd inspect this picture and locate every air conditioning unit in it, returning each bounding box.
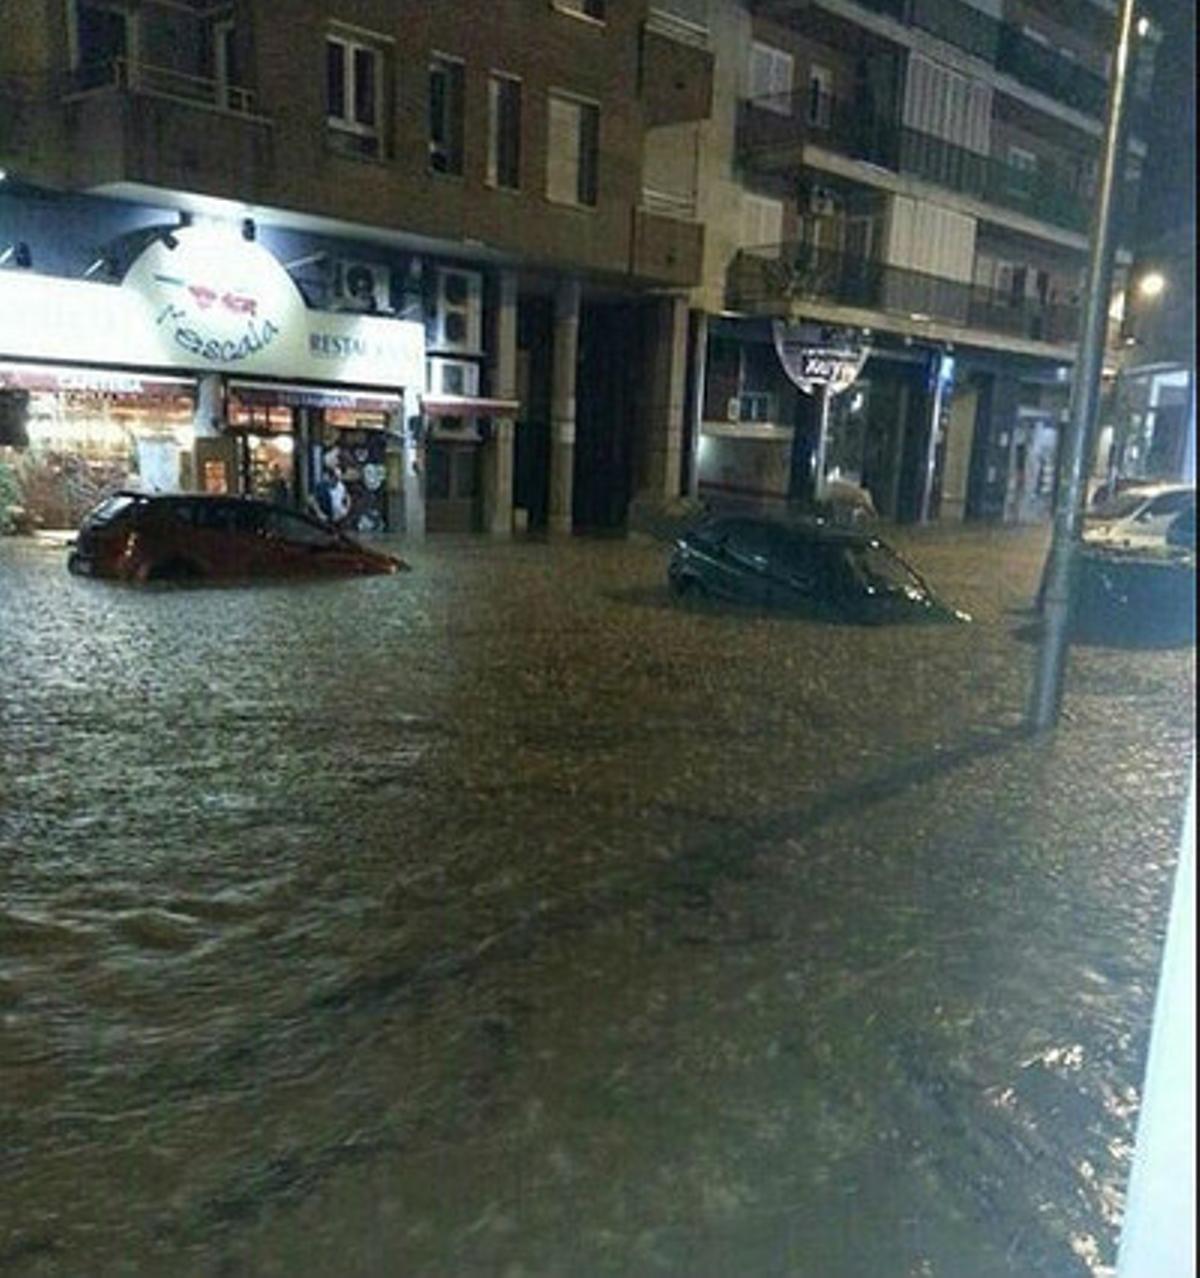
[333,260,392,314]
[431,267,483,353]
[427,357,481,398]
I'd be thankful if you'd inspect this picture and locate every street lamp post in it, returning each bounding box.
[1028,0,1140,734]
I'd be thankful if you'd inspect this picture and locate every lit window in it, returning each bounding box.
[547,92,599,207]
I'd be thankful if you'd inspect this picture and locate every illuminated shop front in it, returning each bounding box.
[0,222,425,530]
[0,362,196,527]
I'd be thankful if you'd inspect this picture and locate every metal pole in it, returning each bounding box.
[1028,0,1138,734]
[813,384,831,503]
[920,353,948,524]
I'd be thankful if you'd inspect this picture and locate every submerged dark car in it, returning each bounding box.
[67,492,407,583]
[668,516,970,624]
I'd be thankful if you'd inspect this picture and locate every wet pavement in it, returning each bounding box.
[0,523,1193,1278]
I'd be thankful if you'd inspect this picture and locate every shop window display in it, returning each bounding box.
[0,372,195,529]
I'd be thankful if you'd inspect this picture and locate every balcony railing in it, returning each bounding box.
[738,91,1091,234]
[646,5,710,48]
[69,57,257,115]
[727,243,1080,345]
[995,27,1107,118]
[839,0,1109,116]
[909,0,999,63]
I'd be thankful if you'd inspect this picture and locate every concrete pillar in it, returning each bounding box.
[483,269,518,536]
[401,386,425,539]
[940,382,978,522]
[192,374,223,438]
[685,309,708,500]
[549,277,580,535]
[639,294,689,500]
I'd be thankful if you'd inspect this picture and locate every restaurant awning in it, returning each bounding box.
[421,395,521,419]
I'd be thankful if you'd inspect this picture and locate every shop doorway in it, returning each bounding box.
[426,437,482,532]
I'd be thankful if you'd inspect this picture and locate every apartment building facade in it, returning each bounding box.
[0,0,713,533]
[652,0,1159,524]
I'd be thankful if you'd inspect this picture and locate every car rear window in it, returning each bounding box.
[86,494,141,526]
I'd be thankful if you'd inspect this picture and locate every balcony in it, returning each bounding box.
[61,58,273,199]
[795,0,1108,116]
[727,243,1080,346]
[737,91,1091,234]
[995,28,1108,118]
[640,8,714,127]
[908,0,999,63]
[631,205,704,287]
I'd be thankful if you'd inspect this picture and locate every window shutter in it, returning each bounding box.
[547,95,582,204]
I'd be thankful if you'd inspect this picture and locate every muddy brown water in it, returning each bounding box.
[1,529,1193,1277]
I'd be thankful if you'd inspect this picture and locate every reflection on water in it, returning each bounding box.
[0,532,1192,1277]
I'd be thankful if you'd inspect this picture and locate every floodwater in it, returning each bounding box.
[0,528,1193,1277]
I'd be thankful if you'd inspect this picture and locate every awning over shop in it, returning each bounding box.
[0,360,195,400]
[421,395,521,419]
[227,379,402,412]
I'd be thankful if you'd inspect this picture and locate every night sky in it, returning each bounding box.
[1136,0,1196,243]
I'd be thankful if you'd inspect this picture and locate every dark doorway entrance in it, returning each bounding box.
[574,301,637,531]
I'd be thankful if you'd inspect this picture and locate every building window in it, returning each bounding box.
[326,33,385,157]
[749,42,793,114]
[1006,146,1038,198]
[210,17,245,110]
[546,92,599,207]
[487,73,522,190]
[739,193,784,251]
[739,391,775,423]
[553,0,606,21]
[807,63,833,127]
[74,1,135,90]
[429,54,466,176]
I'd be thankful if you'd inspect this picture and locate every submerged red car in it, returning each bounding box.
[67,492,407,582]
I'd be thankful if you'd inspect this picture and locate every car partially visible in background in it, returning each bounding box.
[1083,483,1195,551]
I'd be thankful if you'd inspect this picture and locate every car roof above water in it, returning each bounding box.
[694,513,879,548]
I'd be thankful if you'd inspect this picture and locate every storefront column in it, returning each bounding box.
[192,374,223,438]
[401,387,425,539]
[638,294,689,500]
[484,269,518,536]
[549,276,580,535]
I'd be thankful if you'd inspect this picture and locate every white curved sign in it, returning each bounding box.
[772,320,869,397]
[123,226,308,370]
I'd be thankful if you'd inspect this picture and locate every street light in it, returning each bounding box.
[1137,270,1166,300]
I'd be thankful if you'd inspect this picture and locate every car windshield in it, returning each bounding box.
[1093,490,1158,520]
[845,542,926,594]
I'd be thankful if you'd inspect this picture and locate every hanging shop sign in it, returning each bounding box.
[0,229,425,391]
[772,320,870,397]
[123,226,306,368]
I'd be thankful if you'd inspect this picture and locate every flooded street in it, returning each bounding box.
[1,527,1193,1277]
